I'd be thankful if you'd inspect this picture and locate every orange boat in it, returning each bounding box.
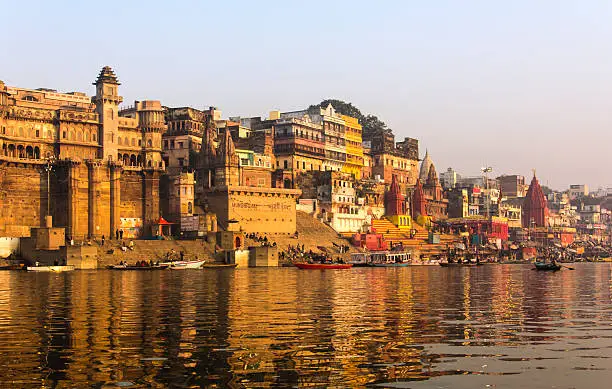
[294,263,353,270]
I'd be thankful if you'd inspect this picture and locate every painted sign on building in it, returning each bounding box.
[180,216,199,232]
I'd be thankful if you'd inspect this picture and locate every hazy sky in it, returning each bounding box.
[3,1,611,190]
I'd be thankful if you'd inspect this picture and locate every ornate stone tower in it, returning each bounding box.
[425,164,443,201]
[214,129,240,188]
[419,149,433,182]
[93,66,123,161]
[522,174,549,228]
[136,100,166,169]
[412,178,427,217]
[197,115,218,190]
[384,175,406,216]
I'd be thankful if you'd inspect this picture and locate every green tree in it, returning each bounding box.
[309,99,389,137]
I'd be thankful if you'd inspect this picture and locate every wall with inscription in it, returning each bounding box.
[207,187,300,233]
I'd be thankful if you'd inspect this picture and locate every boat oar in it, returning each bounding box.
[560,264,575,270]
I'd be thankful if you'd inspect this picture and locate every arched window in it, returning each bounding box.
[147,160,152,167]
[33,147,40,159]
[92,132,97,141]
[123,154,129,165]
[147,139,152,147]
[130,155,137,166]
[131,138,136,146]
[118,137,122,145]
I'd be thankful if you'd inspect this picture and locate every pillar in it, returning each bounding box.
[143,170,160,236]
[110,165,121,239]
[67,162,80,240]
[87,162,98,238]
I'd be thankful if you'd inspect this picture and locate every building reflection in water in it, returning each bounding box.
[0,265,611,387]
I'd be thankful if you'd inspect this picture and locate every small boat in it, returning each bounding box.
[162,260,206,269]
[439,262,482,267]
[368,262,410,267]
[294,263,353,270]
[109,264,169,270]
[26,265,75,272]
[200,263,238,269]
[534,261,561,271]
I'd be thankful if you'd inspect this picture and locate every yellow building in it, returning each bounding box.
[340,114,363,179]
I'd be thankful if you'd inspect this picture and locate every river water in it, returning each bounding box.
[0,264,611,388]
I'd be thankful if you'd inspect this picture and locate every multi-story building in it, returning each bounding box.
[0,66,166,239]
[498,174,526,198]
[340,114,363,179]
[273,113,325,174]
[317,171,367,233]
[317,104,346,172]
[162,106,219,174]
[569,184,589,200]
[440,167,461,189]
[371,152,418,189]
[446,188,469,218]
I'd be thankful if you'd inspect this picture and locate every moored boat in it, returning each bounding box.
[369,262,410,267]
[294,263,353,270]
[439,262,482,267]
[163,260,206,269]
[27,265,75,272]
[200,263,238,269]
[109,264,169,270]
[534,261,561,271]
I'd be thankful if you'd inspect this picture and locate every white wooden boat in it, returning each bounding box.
[163,260,206,269]
[27,265,75,272]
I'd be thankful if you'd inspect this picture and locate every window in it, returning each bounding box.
[164,140,168,149]
[178,142,183,149]
[178,158,184,166]
[170,140,175,149]
[283,160,288,169]
[63,131,67,139]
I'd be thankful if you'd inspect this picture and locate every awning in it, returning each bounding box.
[154,217,174,225]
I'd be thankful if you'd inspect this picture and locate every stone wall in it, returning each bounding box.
[207,186,300,233]
[0,162,45,236]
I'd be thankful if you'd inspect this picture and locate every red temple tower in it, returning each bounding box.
[411,178,427,217]
[522,174,549,228]
[384,175,405,216]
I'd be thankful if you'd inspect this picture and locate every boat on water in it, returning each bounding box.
[369,262,410,267]
[534,261,562,271]
[200,263,238,269]
[27,265,75,272]
[439,261,482,267]
[163,260,206,269]
[109,263,169,270]
[294,263,353,270]
[350,251,412,267]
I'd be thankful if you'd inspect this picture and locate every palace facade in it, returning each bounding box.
[0,67,165,239]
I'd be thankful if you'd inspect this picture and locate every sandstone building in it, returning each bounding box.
[0,67,165,239]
